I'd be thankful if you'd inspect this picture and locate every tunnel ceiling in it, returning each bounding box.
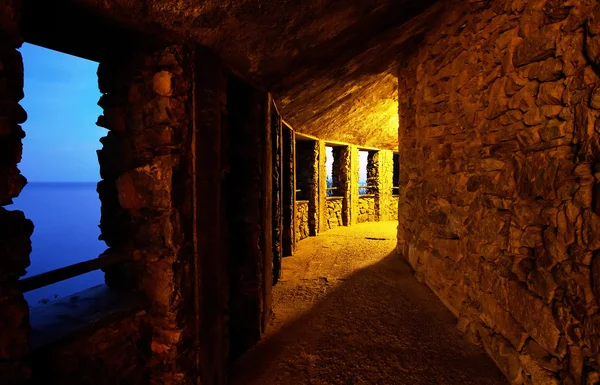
[70,0,443,149]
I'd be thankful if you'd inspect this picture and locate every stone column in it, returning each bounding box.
[317,140,327,234]
[282,125,295,256]
[338,145,359,226]
[307,141,319,236]
[0,2,34,383]
[97,45,196,385]
[372,150,393,221]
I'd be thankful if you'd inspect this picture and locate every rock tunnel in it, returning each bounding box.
[2,0,600,384]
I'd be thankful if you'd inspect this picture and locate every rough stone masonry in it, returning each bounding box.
[397,0,600,384]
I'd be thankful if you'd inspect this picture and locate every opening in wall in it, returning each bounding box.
[325,145,344,197]
[325,146,334,196]
[392,152,399,196]
[295,138,315,202]
[358,150,369,195]
[10,43,106,306]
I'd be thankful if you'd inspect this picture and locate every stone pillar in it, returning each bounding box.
[193,48,229,385]
[372,150,393,221]
[282,125,295,256]
[225,75,273,361]
[366,151,377,195]
[0,2,34,383]
[338,145,359,226]
[96,45,195,385]
[271,102,282,284]
[317,140,327,234]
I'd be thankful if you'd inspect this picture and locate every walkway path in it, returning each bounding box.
[231,221,508,385]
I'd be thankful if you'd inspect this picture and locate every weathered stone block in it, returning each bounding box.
[479,326,526,383]
[479,293,529,350]
[508,81,539,112]
[518,340,561,385]
[590,86,600,110]
[554,261,595,306]
[527,267,558,303]
[153,71,174,97]
[537,58,564,82]
[523,108,544,126]
[537,82,565,106]
[486,78,509,119]
[143,97,185,127]
[500,280,561,354]
[585,34,600,65]
[513,25,560,68]
[582,210,600,250]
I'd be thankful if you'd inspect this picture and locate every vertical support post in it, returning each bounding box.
[193,46,228,385]
[317,140,327,234]
[372,150,394,221]
[307,140,319,236]
[348,145,359,226]
[292,132,297,249]
[225,75,272,360]
[282,124,295,256]
[262,96,273,332]
[270,101,282,285]
[338,145,359,226]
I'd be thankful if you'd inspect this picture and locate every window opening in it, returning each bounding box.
[11,43,106,306]
[325,146,335,197]
[392,153,400,196]
[358,150,369,195]
[295,139,314,202]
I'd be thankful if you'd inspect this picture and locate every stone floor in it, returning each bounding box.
[230,221,508,385]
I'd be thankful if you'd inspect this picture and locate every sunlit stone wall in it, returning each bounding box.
[357,196,375,223]
[295,200,309,242]
[325,197,343,229]
[397,1,600,383]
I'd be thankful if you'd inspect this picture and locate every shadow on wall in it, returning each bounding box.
[230,251,508,385]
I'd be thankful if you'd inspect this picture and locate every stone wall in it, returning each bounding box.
[369,150,394,221]
[357,196,375,223]
[335,145,356,226]
[225,76,273,360]
[397,1,600,384]
[325,197,343,230]
[0,8,275,380]
[295,200,309,242]
[0,1,34,382]
[389,195,398,221]
[95,44,196,385]
[282,125,295,257]
[272,102,282,284]
[31,309,147,385]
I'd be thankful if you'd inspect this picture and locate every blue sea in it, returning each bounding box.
[9,182,106,306]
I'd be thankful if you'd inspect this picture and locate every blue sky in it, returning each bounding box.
[18,43,104,182]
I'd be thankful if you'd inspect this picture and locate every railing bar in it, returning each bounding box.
[19,253,130,293]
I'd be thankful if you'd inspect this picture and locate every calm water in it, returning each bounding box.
[10,182,106,306]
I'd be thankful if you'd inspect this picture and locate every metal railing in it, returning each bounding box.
[358,185,370,195]
[19,253,129,293]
